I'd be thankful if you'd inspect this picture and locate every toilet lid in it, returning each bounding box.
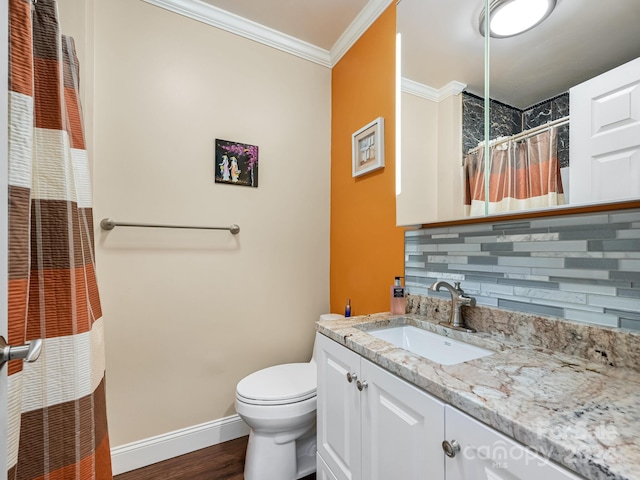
[236,363,316,405]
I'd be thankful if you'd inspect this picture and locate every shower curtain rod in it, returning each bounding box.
[468,115,570,155]
[100,218,240,234]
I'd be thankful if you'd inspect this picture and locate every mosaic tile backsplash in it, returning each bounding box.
[405,209,640,331]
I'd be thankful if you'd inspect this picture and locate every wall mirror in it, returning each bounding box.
[396,0,640,226]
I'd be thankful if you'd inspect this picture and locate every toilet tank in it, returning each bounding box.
[310,314,344,363]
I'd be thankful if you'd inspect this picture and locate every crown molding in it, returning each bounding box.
[401,78,466,102]
[401,78,439,101]
[141,0,332,67]
[439,80,467,99]
[329,0,395,66]
[141,0,394,69]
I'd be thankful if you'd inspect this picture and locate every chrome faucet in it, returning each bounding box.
[428,281,476,332]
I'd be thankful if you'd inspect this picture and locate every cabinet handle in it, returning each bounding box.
[346,372,357,383]
[442,440,460,458]
[356,380,368,391]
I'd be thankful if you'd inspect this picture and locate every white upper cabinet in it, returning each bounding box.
[397,0,640,225]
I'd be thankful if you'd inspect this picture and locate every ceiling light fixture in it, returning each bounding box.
[479,0,556,38]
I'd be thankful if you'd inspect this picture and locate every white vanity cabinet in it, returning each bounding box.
[316,333,362,480]
[316,333,584,480]
[316,333,445,480]
[317,453,339,480]
[444,407,583,480]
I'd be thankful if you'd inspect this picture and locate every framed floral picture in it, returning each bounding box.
[215,139,259,187]
[352,117,384,177]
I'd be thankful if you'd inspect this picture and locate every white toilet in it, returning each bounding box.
[235,314,343,480]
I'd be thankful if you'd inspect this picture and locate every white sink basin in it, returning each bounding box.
[367,325,494,365]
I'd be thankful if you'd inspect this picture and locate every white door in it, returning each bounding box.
[316,334,362,480]
[444,407,583,480]
[570,56,640,204]
[1,0,10,475]
[360,359,445,480]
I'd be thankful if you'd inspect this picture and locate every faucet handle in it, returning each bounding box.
[460,295,476,307]
[454,282,463,292]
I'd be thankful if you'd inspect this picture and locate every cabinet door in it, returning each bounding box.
[317,452,339,480]
[570,56,640,204]
[316,334,362,480]
[444,407,584,480]
[361,359,446,480]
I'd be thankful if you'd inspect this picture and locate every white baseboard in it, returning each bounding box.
[110,414,250,475]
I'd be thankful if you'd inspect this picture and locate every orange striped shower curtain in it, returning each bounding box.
[7,0,112,478]
[464,128,565,216]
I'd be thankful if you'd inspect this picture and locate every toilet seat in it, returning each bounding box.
[236,363,316,406]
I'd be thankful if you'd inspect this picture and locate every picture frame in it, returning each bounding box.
[215,138,259,188]
[352,117,384,177]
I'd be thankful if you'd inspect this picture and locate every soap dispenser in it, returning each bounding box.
[390,276,406,315]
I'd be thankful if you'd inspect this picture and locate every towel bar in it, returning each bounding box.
[100,218,240,234]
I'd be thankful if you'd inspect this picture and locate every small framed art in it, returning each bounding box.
[215,139,259,187]
[352,117,384,177]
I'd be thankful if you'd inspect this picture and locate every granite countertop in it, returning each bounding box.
[316,307,640,480]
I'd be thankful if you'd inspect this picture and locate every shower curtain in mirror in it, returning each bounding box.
[463,127,565,216]
[7,0,113,478]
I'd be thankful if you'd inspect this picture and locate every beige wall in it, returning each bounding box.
[436,94,464,221]
[80,0,331,446]
[396,91,438,226]
[396,92,463,225]
[57,0,95,158]
[57,0,87,100]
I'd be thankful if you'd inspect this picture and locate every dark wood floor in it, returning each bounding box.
[114,436,317,480]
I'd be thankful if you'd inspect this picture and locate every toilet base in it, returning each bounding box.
[243,425,316,480]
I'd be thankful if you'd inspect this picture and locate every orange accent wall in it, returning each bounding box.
[330,4,404,316]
